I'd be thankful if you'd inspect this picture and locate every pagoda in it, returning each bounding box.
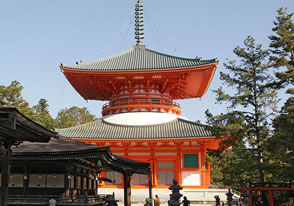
[58,0,222,201]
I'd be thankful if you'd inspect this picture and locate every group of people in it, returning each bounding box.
[144,195,190,206]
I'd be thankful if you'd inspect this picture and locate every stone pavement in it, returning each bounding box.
[118,203,215,206]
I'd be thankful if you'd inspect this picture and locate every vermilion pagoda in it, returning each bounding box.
[58,0,221,198]
[61,43,217,117]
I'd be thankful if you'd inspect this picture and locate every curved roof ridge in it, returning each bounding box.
[144,47,217,62]
[176,117,210,127]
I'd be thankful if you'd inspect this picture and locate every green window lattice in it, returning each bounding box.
[184,154,198,168]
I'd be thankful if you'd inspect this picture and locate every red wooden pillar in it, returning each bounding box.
[206,162,211,186]
[249,191,253,206]
[268,191,274,206]
[150,146,156,187]
[201,172,207,188]
[153,159,158,186]
[200,145,206,187]
[175,145,181,185]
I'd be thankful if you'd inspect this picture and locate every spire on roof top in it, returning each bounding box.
[135,0,144,45]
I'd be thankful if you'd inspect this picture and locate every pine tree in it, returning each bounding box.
[269,8,294,94]
[268,97,294,181]
[267,7,294,183]
[206,36,279,186]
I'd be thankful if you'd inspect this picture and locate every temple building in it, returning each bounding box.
[0,107,151,206]
[57,0,222,201]
[0,107,58,206]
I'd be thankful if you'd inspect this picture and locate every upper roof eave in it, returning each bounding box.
[0,107,58,142]
[60,46,218,72]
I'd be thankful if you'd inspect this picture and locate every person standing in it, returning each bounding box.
[214,195,220,206]
[226,189,234,206]
[182,196,190,206]
[154,195,160,206]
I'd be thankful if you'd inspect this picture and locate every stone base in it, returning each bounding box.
[98,188,239,203]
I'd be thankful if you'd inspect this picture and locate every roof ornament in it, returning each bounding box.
[135,0,144,45]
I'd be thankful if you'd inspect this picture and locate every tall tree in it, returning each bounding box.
[269,7,294,94]
[267,97,294,181]
[206,36,279,187]
[267,7,294,184]
[55,106,97,128]
[32,98,56,129]
[0,81,56,129]
[0,81,34,118]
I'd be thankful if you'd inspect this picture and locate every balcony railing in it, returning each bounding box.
[102,98,181,110]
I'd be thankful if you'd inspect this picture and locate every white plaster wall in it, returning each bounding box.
[181,171,201,186]
[103,112,187,126]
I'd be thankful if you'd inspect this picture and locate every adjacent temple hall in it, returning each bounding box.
[58,0,221,194]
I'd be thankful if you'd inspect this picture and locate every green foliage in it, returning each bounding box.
[32,99,56,130]
[206,8,293,192]
[205,153,224,186]
[0,81,97,130]
[55,106,97,128]
[269,8,294,95]
[267,97,294,181]
[0,80,35,118]
[267,8,294,183]
[206,36,279,186]
[0,81,56,129]
[207,142,261,190]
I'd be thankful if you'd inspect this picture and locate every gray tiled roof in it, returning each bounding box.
[56,118,213,139]
[0,107,57,143]
[62,46,217,71]
[12,136,100,153]
[11,136,151,175]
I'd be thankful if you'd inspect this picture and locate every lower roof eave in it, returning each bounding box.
[75,136,223,147]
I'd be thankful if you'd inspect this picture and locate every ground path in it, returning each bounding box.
[118,203,215,206]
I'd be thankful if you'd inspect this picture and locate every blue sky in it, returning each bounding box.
[1,0,293,123]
